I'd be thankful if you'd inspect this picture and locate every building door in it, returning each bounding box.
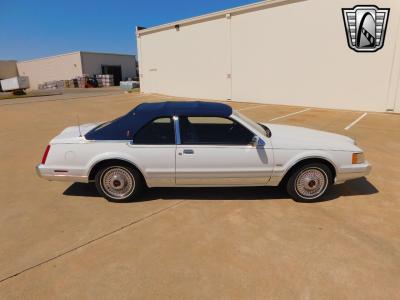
[101,65,122,85]
[142,68,158,93]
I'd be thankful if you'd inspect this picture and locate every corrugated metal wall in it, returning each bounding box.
[81,53,137,81]
[17,52,137,90]
[0,61,18,80]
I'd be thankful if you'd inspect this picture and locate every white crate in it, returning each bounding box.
[0,76,30,91]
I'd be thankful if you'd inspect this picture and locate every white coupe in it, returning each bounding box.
[36,101,371,202]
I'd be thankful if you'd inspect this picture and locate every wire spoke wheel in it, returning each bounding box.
[294,167,328,200]
[100,167,135,200]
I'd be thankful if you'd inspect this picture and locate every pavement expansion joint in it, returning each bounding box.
[0,200,185,284]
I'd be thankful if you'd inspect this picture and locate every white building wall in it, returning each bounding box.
[139,17,230,100]
[138,0,400,112]
[388,7,400,113]
[17,52,83,89]
[80,52,137,80]
[231,0,400,112]
[395,75,400,112]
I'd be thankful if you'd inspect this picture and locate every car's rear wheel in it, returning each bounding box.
[286,163,332,202]
[95,164,143,202]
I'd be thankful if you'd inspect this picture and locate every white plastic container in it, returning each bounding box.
[0,76,30,91]
[119,81,140,90]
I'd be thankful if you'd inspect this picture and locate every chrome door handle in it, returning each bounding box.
[183,149,194,155]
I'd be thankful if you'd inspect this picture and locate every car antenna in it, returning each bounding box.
[77,115,82,137]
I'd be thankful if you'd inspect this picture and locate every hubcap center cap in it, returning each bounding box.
[113,180,121,187]
[308,180,316,188]
[303,177,318,191]
[111,175,126,190]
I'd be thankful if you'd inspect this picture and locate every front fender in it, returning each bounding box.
[272,149,339,183]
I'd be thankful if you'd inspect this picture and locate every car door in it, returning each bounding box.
[175,116,274,186]
[128,117,176,187]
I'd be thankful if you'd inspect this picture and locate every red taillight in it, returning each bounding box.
[41,145,51,164]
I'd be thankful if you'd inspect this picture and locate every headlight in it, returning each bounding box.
[352,153,365,164]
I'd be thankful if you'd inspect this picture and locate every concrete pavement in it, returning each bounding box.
[0,91,399,299]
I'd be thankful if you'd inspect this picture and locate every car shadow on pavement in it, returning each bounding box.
[325,177,379,200]
[63,177,378,203]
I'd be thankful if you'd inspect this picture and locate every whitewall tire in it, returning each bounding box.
[95,163,143,202]
[286,163,332,202]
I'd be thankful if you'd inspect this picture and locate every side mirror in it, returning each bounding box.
[251,136,265,147]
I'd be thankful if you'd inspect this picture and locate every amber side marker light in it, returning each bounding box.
[352,153,365,164]
[41,145,51,164]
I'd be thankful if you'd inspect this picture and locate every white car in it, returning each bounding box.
[36,101,371,202]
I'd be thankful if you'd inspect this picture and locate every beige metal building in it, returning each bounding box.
[17,51,137,89]
[0,60,18,80]
[137,0,400,112]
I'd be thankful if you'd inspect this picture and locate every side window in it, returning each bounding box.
[133,117,175,145]
[180,116,254,145]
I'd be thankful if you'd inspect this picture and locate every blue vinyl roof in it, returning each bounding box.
[134,101,232,117]
[85,101,233,140]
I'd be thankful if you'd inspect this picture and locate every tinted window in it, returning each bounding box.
[133,118,175,145]
[180,117,254,145]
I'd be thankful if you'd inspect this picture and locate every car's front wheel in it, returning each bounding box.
[95,163,143,202]
[286,163,332,202]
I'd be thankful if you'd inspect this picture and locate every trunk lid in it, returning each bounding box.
[50,123,100,144]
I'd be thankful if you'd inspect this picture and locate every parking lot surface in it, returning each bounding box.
[0,86,124,106]
[0,91,399,299]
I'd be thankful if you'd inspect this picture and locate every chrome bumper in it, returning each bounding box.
[335,162,372,184]
[36,164,89,183]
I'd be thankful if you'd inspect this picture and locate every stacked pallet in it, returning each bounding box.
[72,79,78,88]
[38,80,64,90]
[38,74,117,90]
[75,75,89,88]
[120,81,140,90]
[96,74,114,87]
[56,81,64,89]
[96,78,103,88]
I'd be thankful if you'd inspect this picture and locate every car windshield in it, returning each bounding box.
[233,111,270,137]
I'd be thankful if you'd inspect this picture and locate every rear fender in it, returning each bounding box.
[86,152,146,179]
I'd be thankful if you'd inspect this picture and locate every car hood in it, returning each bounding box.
[51,123,101,143]
[262,123,358,151]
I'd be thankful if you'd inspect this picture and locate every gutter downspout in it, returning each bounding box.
[136,27,144,93]
[226,13,233,101]
[386,9,400,112]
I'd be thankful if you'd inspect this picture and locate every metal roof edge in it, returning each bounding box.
[80,51,136,57]
[17,51,81,63]
[137,0,307,36]
[18,51,135,63]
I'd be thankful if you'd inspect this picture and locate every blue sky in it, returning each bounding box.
[0,0,258,61]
